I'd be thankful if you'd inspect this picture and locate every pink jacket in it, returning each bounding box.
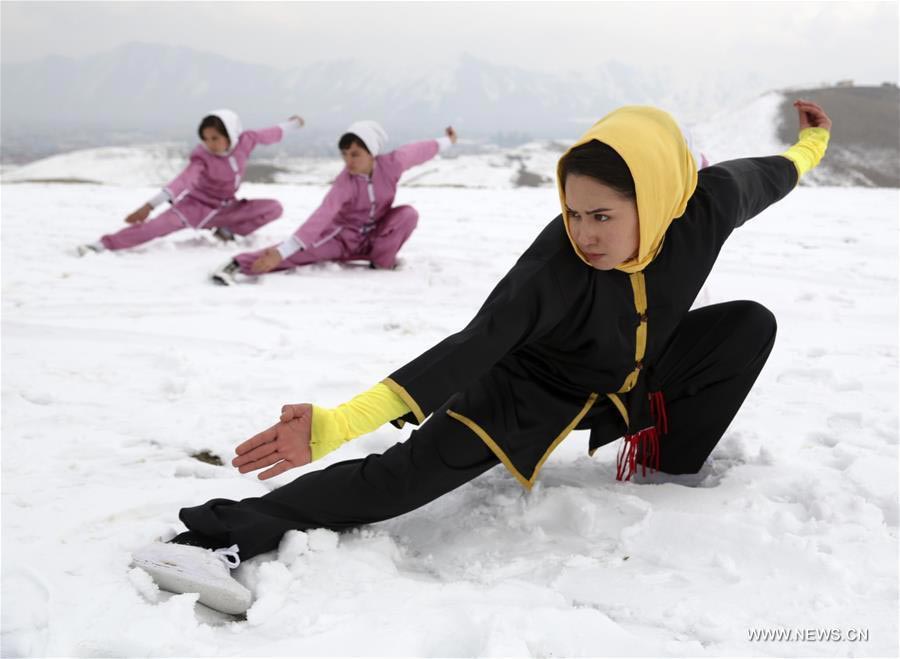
[163,125,287,207]
[290,139,441,250]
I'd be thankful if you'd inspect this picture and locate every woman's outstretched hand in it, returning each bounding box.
[250,247,283,274]
[125,204,152,224]
[233,403,313,480]
[793,99,832,132]
[280,403,309,423]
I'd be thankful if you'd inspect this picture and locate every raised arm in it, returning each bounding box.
[386,126,458,173]
[781,99,831,179]
[699,99,831,239]
[242,115,305,149]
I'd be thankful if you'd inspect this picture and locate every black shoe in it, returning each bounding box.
[369,257,402,270]
[212,227,236,242]
[211,259,240,286]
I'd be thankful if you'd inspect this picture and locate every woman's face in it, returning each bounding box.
[201,127,230,155]
[341,144,375,175]
[564,173,640,270]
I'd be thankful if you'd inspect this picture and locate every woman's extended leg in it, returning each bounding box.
[176,406,500,560]
[100,207,187,250]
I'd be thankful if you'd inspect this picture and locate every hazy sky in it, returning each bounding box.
[2,1,897,86]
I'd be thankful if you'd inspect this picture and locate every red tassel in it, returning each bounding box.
[616,427,660,481]
[615,391,668,482]
[650,391,669,434]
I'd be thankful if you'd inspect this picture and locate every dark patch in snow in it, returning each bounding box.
[190,450,224,466]
[6,177,101,185]
[244,163,290,184]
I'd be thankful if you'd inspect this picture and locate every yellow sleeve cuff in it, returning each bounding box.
[309,382,411,461]
[782,127,830,178]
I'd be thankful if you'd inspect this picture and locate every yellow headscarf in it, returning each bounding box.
[557,106,698,273]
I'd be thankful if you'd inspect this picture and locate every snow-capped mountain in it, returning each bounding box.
[3,42,783,162]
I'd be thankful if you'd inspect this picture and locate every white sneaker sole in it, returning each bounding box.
[131,543,252,615]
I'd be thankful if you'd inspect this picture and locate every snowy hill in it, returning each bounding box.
[0,144,188,186]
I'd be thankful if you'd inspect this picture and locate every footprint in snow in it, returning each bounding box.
[775,368,832,385]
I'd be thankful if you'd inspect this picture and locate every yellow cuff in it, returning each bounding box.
[309,382,410,461]
[782,127,830,178]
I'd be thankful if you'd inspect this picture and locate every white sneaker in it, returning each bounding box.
[131,541,252,615]
[210,259,240,286]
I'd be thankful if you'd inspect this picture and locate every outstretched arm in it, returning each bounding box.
[781,99,831,178]
[232,383,409,480]
[244,114,305,149]
[234,240,572,478]
[699,98,832,241]
[388,126,459,172]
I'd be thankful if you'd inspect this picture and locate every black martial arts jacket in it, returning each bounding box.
[383,107,800,489]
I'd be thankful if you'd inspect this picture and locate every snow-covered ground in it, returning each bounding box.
[2,176,897,656]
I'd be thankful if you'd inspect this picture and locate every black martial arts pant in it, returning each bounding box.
[176,300,776,560]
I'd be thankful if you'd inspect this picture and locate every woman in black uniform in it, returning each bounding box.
[132,101,832,614]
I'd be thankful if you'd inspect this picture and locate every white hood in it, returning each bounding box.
[205,108,243,155]
[346,120,388,156]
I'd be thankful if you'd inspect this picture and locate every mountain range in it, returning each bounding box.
[4,43,896,187]
[2,41,775,161]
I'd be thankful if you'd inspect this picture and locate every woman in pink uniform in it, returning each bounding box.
[77,109,304,255]
[211,120,457,284]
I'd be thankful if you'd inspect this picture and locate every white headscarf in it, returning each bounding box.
[206,109,243,155]
[346,120,388,156]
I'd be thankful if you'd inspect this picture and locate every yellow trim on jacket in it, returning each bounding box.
[382,377,425,424]
[447,393,599,490]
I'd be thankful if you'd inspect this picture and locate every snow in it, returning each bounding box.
[2,169,897,656]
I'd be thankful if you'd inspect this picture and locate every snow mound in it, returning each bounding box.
[2,144,187,186]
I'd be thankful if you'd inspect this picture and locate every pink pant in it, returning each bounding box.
[100,197,283,250]
[235,205,419,274]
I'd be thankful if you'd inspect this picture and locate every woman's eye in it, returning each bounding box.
[593,214,610,222]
